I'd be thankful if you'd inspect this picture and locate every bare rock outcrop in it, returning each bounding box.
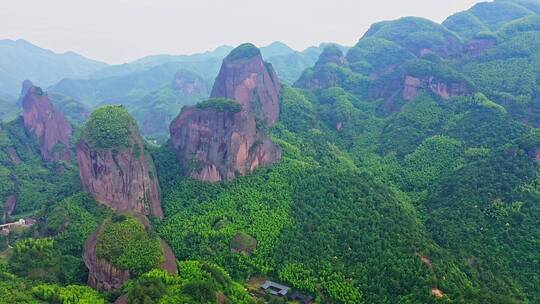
[21,83,72,161]
[76,105,162,218]
[170,106,281,182]
[403,75,471,101]
[170,44,282,182]
[211,43,280,127]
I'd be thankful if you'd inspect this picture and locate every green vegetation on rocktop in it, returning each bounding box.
[4,1,540,303]
[196,98,242,113]
[225,43,261,61]
[95,215,164,276]
[82,105,137,149]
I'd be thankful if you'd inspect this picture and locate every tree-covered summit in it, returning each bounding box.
[195,97,242,113]
[81,105,138,149]
[95,214,164,276]
[225,43,261,61]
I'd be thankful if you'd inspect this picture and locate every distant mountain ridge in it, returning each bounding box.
[0,39,107,97]
[44,41,347,141]
[85,41,347,82]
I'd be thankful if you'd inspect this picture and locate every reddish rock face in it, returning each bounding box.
[403,75,470,101]
[170,107,281,182]
[22,85,72,161]
[211,49,280,127]
[77,132,163,218]
[170,44,282,183]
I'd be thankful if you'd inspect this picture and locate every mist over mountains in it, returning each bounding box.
[0,40,346,141]
[2,0,540,303]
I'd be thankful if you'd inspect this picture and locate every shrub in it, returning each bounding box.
[196,98,242,113]
[82,105,137,149]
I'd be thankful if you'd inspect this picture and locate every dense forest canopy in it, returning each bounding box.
[1,0,540,303]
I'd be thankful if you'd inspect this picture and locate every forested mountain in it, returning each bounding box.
[1,0,540,303]
[0,39,107,98]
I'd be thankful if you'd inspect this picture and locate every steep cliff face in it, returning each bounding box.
[211,43,280,127]
[21,83,72,161]
[170,44,282,182]
[76,105,162,218]
[170,105,281,182]
[403,75,471,101]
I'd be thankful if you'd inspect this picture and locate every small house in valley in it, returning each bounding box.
[261,280,290,296]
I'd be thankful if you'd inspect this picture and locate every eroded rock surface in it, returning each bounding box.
[403,75,471,101]
[21,83,72,161]
[170,107,281,182]
[77,106,162,218]
[211,43,280,127]
[170,44,282,182]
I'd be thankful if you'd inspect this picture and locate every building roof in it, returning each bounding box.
[261,280,290,296]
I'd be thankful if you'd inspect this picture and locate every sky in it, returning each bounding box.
[0,0,482,64]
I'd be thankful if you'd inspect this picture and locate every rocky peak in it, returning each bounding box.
[315,45,346,68]
[170,44,282,182]
[21,82,72,162]
[76,105,162,218]
[210,43,280,127]
[21,79,34,96]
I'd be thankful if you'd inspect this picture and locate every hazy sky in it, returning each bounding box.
[1,0,482,64]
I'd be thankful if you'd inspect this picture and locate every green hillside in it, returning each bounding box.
[2,1,540,303]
